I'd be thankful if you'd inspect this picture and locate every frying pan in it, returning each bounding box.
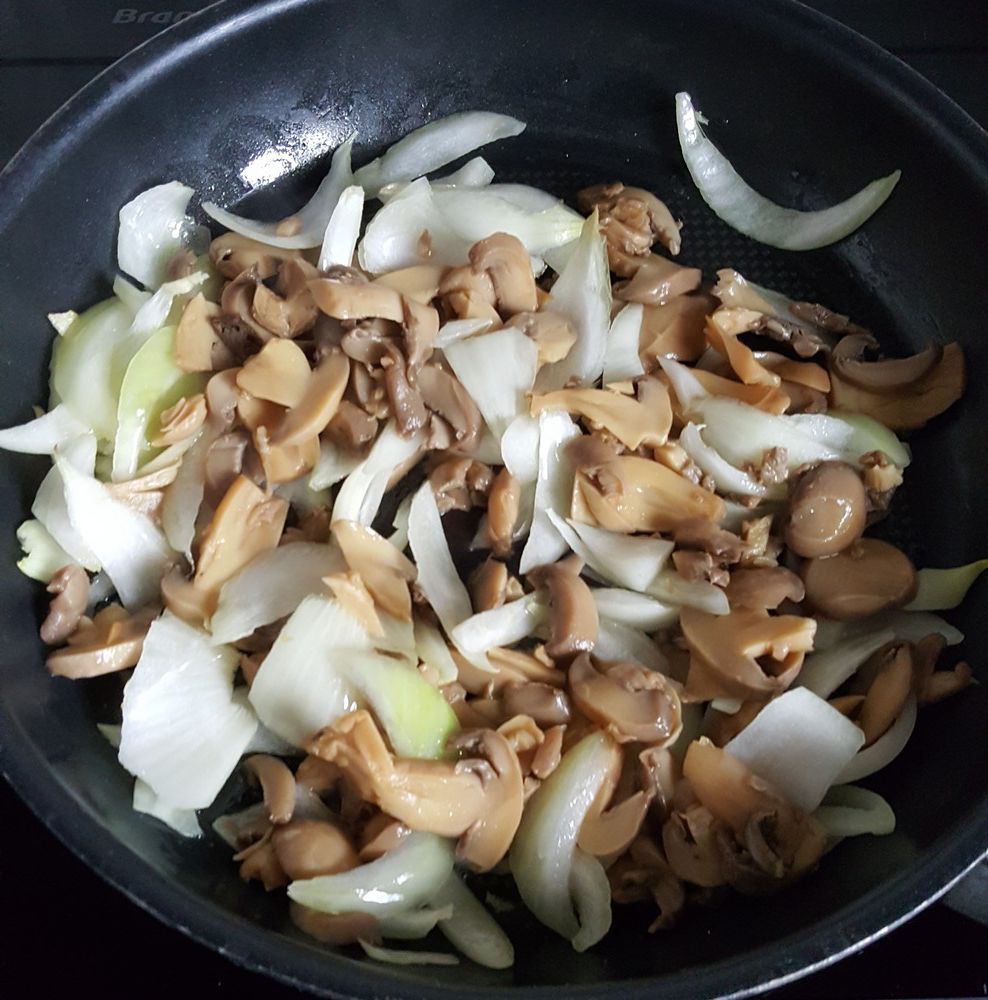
[0,0,986,996]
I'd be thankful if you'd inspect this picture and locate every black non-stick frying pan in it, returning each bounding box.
[0,0,986,996]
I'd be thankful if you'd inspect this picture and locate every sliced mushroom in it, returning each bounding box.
[237,834,288,890]
[236,339,312,408]
[785,461,867,558]
[673,517,744,564]
[323,570,384,636]
[829,342,965,431]
[705,313,782,389]
[152,394,207,448]
[831,338,942,393]
[332,520,416,622]
[569,654,682,746]
[725,567,804,610]
[428,456,493,514]
[270,350,350,448]
[379,341,429,436]
[639,294,713,367]
[530,724,565,780]
[857,642,914,746]
[271,819,360,880]
[920,662,974,704]
[469,233,537,316]
[681,606,816,702]
[468,558,510,613]
[47,604,156,679]
[704,700,766,747]
[486,467,521,558]
[210,232,303,280]
[569,440,726,533]
[417,365,483,453]
[438,265,498,321]
[160,566,213,624]
[801,538,917,620]
[204,368,242,431]
[193,475,289,614]
[661,806,726,887]
[613,255,702,307]
[608,835,686,932]
[578,182,683,259]
[295,755,342,794]
[326,400,379,452]
[527,556,598,666]
[309,278,405,323]
[358,817,411,861]
[531,377,672,450]
[400,297,440,370]
[682,367,791,415]
[502,682,571,728]
[503,311,577,365]
[373,264,444,305]
[175,293,233,373]
[40,564,90,645]
[244,754,297,825]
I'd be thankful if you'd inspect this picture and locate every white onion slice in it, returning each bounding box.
[132,778,202,838]
[15,519,75,582]
[676,92,901,250]
[569,849,612,953]
[433,156,496,189]
[658,356,708,414]
[413,616,458,685]
[602,303,645,385]
[434,317,494,350]
[375,904,454,940]
[594,618,668,671]
[202,133,355,249]
[288,832,454,917]
[358,941,457,966]
[590,589,678,632]
[679,422,771,498]
[796,626,897,698]
[725,688,865,811]
[836,697,917,784]
[500,414,541,485]
[434,874,515,969]
[318,184,364,270]
[0,404,89,455]
[813,785,896,838]
[646,570,730,615]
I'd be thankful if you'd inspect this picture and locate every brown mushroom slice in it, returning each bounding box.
[801,538,917,620]
[753,351,831,393]
[680,607,816,702]
[638,294,713,366]
[237,834,288,890]
[578,182,683,258]
[569,654,683,747]
[255,426,322,486]
[527,556,598,666]
[358,818,412,861]
[705,314,783,388]
[290,902,382,946]
[469,233,538,316]
[920,662,973,704]
[265,258,320,337]
[724,567,805,610]
[468,558,509,612]
[502,682,572,728]
[685,368,791,415]
[579,785,651,858]
[438,264,497,309]
[40,564,90,645]
[271,819,360,880]
[486,468,521,559]
[47,605,156,679]
[608,835,686,932]
[295,755,342,794]
[400,297,440,370]
[661,806,726,887]
[445,288,502,324]
[193,475,289,614]
[175,294,233,373]
[160,566,213,625]
[503,311,577,365]
[417,365,483,453]
[309,278,405,323]
[210,232,303,280]
[569,445,726,533]
[323,570,384,636]
[236,339,312,408]
[270,350,350,448]
[244,754,297,825]
[638,745,679,821]
[828,342,965,431]
[530,724,566,780]
[614,255,702,306]
[373,264,444,305]
[785,461,868,559]
[531,378,672,451]
[332,520,416,622]
[831,340,943,393]
[857,642,914,746]
[151,394,208,448]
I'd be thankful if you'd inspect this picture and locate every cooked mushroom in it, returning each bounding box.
[920,662,974,704]
[705,313,782,388]
[47,604,157,679]
[468,558,510,613]
[661,806,726,887]
[358,817,411,861]
[175,293,233,373]
[438,265,498,322]
[613,255,702,306]
[638,294,713,367]
[502,682,572,728]
[204,368,242,431]
[309,278,405,323]
[270,350,350,448]
[400,296,440,370]
[857,642,914,746]
[800,538,917,620]
[379,341,429,436]
[673,518,745,564]
[638,745,679,822]
[680,606,816,702]
[209,232,303,280]
[527,556,598,666]
[577,182,683,259]
[530,724,565,780]
[323,570,384,636]
[152,394,207,447]
[417,365,483,453]
[332,520,416,622]
[40,564,90,645]
[829,342,965,431]
[579,786,651,858]
[608,835,686,932]
[244,754,297,825]
[724,567,805,610]
[326,400,379,451]
[785,461,867,558]
[428,456,493,514]
[271,819,360,880]
[237,835,288,890]
[373,264,444,305]
[530,378,672,451]
[236,338,312,407]
[469,233,538,316]
[295,754,342,794]
[831,337,942,392]
[569,654,682,746]
[486,467,521,558]
[503,311,577,365]
[569,439,726,533]
[681,367,791,415]
[202,429,250,507]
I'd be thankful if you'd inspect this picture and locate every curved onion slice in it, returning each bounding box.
[592,617,668,673]
[676,92,901,250]
[202,133,356,249]
[590,588,678,632]
[0,404,89,455]
[796,626,897,699]
[813,785,896,838]
[602,303,645,385]
[434,874,515,969]
[450,593,547,656]
[15,519,74,582]
[318,184,365,270]
[288,832,454,917]
[133,778,201,838]
[906,560,988,612]
[679,422,770,498]
[358,941,458,966]
[836,696,917,784]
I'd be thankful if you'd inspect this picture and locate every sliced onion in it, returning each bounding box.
[906,560,988,612]
[679,422,771,498]
[797,626,898,698]
[658,356,709,414]
[132,778,202,838]
[160,426,213,560]
[450,594,547,656]
[875,610,964,646]
[813,785,896,838]
[434,317,494,350]
[536,212,612,391]
[590,588,678,632]
[602,303,645,385]
[519,412,582,574]
[510,731,615,950]
[112,275,149,315]
[375,905,454,940]
[646,570,730,615]
[594,618,668,671]
[413,616,459,685]
[434,874,515,969]
[117,181,201,290]
[15,518,75,582]
[0,404,89,455]
[829,411,911,469]
[309,439,364,491]
[353,111,524,194]
[48,310,79,335]
[486,182,570,213]
[836,696,917,784]
[433,156,496,189]
[209,542,345,644]
[55,447,173,608]
[202,133,355,249]
[676,92,901,250]
[500,414,541,485]
[358,941,458,966]
[545,510,673,592]
[126,271,207,341]
[119,612,257,809]
[569,849,612,953]
[288,832,454,917]
[725,687,865,811]
[318,184,364,270]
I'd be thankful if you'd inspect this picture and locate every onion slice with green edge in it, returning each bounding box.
[906,559,988,611]
[287,831,455,918]
[676,92,901,250]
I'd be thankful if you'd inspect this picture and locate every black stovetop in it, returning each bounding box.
[0,2,986,998]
